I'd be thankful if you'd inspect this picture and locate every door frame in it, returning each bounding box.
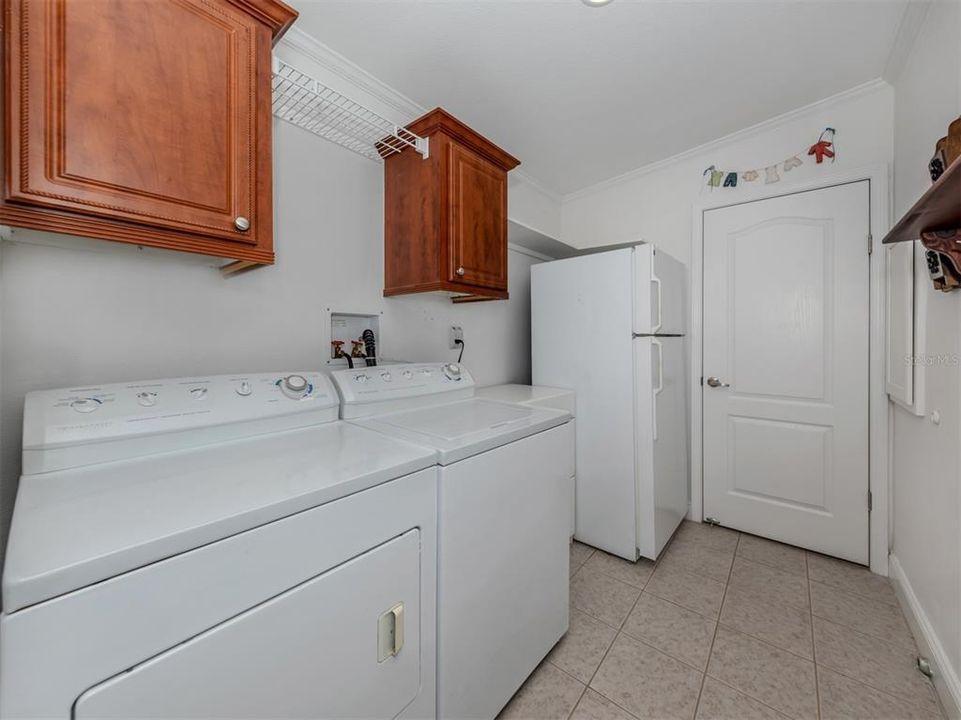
[690,164,890,575]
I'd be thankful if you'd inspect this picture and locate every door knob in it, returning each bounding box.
[234,216,250,231]
[706,377,730,388]
[455,266,465,276]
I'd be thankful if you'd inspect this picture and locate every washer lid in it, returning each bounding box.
[352,399,571,465]
[3,422,436,613]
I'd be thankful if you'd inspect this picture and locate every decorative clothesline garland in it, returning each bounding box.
[703,128,836,189]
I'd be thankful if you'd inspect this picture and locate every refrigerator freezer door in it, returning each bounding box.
[532,250,638,560]
[633,245,686,336]
[634,336,688,560]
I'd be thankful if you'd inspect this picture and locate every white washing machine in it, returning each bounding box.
[331,363,572,720]
[475,384,576,537]
[2,372,438,719]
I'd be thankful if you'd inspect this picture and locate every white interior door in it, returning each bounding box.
[702,182,870,564]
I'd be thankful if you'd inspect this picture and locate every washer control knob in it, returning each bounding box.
[236,381,252,397]
[380,371,392,382]
[402,369,413,379]
[443,363,462,381]
[70,397,102,414]
[136,391,158,407]
[189,387,208,401]
[281,374,309,398]
[355,373,369,384]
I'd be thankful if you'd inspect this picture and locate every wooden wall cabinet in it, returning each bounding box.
[0,0,296,270]
[384,108,520,301]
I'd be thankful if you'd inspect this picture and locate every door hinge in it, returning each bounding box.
[700,376,704,387]
[868,233,874,255]
[868,489,873,512]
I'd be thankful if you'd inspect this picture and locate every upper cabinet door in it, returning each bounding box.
[4,0,278,250]
[448,143,508,291]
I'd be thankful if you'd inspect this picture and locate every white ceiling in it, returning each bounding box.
[289,0,909,196]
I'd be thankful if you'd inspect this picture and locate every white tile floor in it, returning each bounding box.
[498,521,944,720]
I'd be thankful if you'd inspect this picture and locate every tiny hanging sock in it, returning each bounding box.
[723,172,738,188]
[808,127,836,164]
[764,165,780,184]
[783,155,802,171]
[741,169,759,182]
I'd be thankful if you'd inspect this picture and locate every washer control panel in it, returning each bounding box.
[23,372,335,456]
[331,362,475,411]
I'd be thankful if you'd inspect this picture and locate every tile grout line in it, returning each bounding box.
[807,578,917,649]
[806,551,823,720]
[564,527,697,720]
[808,617,946,717]
[562,556,657,720]
[691,530,741,720]
[705,538,824,719]
[561,542,595,720]
[710,620,816,665]
[566,526,740,719]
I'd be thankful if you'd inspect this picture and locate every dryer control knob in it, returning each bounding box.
[282,374,309,398]
[443,363,462,381]
[354,373,369,384]
[236,381,252,397]
[137,391,158,407]
[70,397,102,414]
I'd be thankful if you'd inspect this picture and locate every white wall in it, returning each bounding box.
[560,82,894,260]
[0,119,540,568]
[889,0,961,710]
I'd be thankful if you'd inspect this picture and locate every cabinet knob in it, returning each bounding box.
[456,266,465,276]
[234,216,250,232]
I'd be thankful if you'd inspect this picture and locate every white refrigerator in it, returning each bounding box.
[531,244,688,561]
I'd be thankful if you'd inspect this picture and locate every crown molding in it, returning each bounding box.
[882,1,932,84]
[563,77,892,203]
[511,169,563,204]
[277,27,426,120]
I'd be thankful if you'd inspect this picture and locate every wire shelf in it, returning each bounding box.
[271,58,428,162]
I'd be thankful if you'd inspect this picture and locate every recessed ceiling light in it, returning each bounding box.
[581,0,614,6]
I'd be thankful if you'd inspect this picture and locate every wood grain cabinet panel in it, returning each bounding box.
[384,108,519,301]
[1,0,296,266]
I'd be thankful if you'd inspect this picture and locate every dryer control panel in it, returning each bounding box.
[331,363,475,419]
[22,372,337,474]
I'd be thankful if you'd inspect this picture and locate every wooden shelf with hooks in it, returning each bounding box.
[882,157,961,245]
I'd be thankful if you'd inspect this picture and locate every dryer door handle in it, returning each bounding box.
[378,602,405,661]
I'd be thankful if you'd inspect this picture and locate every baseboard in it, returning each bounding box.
[889,553,961,719]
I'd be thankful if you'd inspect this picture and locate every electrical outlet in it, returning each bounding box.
[449,326,464,350]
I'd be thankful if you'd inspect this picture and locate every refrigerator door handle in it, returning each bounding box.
[651,275,663,333]
[652,338,663,440]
